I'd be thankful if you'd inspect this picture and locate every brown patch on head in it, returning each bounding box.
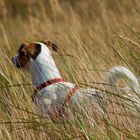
[16,42,41,68]
[41,39,58,52]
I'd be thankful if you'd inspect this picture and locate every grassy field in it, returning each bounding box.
[0,0,140,139]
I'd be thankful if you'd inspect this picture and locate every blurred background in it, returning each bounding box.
[0,0,140,139]
[1,0,140,71]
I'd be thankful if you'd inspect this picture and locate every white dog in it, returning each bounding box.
[12,40,140,116]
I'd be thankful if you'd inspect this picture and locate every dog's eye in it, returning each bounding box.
[20,51,26,56]
[26,54,30,58]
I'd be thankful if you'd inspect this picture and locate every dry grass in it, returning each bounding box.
[0,0,140,139]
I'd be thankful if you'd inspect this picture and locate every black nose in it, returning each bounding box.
[12,57,14,62]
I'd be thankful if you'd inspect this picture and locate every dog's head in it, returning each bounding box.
[12,40,58,69]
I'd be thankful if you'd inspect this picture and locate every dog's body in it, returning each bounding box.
[12,40,140,115]
[12,42,92,114]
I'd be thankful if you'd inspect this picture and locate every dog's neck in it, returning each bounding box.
[29,43,62,87]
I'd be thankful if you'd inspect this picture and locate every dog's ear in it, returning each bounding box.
[20,43,41,60]
[41,39,58,52]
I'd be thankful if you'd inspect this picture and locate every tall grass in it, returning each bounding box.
[0,0,140,139]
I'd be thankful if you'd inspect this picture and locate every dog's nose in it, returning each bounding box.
[12,57,15,64]
[12,57,14,62]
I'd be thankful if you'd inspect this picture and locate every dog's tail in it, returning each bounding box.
[106,66,140,94]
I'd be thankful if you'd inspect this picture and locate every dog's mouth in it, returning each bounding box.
[15,63,25,69]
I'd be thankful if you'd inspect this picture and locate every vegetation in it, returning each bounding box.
[0,0,140,139]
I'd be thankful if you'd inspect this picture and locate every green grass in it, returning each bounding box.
[0,0,140,139]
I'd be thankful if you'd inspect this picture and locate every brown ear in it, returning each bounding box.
[41,39,58,52]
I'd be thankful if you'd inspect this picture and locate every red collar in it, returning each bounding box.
[34,78,65,93]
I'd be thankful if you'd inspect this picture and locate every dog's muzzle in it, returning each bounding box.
[12,55,22,68]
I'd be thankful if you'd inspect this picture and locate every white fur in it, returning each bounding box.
[29,43,62,86]
[106,66,140,94]
[106,66,140,108]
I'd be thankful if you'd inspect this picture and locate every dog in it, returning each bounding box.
[12,40,140,116]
